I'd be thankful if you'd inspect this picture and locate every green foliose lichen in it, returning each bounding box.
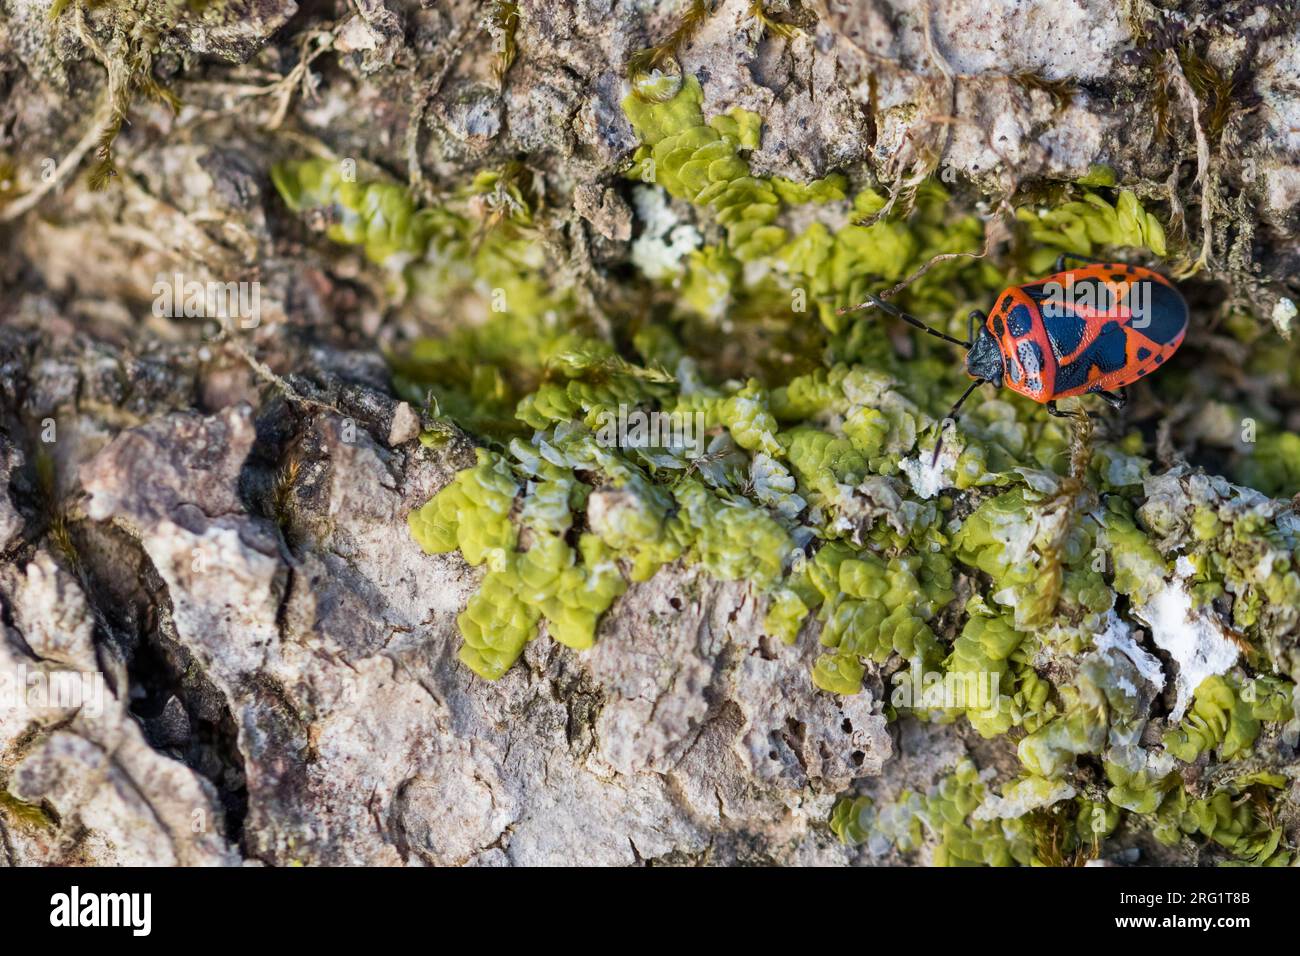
[1152,774,1292,866]
[1162,674,1294,763]
[623,77,785,262]
[409,448,629,677]
[1017,189,1168,273]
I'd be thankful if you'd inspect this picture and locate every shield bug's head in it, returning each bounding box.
[965,325,1004,386]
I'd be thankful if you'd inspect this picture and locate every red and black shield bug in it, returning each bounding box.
[843,253,1189,463]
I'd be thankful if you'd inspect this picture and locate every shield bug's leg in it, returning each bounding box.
[1045,400,1092,420]
[1096,389,1127,410]
[1045,400,1097,421]
[930,378,985,466]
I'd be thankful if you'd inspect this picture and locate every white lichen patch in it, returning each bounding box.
[1092,611,1165,697]
[1272,296,1296,340]
[972,776,1076,822]
[899,437,960,500]
[1108,738,1178,783]
[1102,450,1149,488]
[750,453,806,519]
[1132,562,1239,721]
[629,185,701,280]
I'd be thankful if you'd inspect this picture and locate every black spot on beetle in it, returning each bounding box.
[1054,320,1127,392]
[1045,314,1087,358]
[1007,304,1034,337]
[1137,346,1151,361]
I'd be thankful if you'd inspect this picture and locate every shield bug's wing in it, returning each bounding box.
[1028,265,1189,396]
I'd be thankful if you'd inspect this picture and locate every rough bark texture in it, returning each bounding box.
[1,0,1298,865]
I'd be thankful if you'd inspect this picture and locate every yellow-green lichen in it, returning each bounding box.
[1162,674,1294,763]
[1152,774,1291,866]
[1017,189,1168,273]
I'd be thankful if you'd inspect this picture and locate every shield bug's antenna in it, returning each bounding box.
[839,293,973,348]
